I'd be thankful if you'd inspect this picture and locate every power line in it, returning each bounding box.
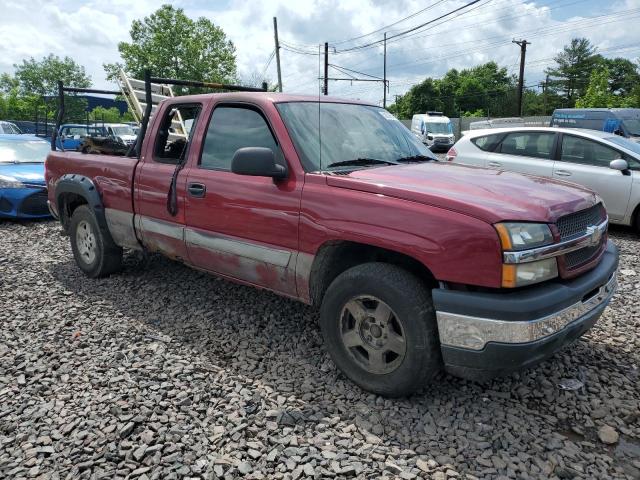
[335,0,485,53]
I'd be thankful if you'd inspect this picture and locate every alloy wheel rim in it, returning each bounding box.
[339,295,406,374]
[76,220,97,265]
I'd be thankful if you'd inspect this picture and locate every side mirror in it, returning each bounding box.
[610,158,630,175]
[231,147,287,179]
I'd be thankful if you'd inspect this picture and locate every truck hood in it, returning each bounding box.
[326,162,598,224]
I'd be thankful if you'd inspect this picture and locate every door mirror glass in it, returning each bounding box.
[609,159,629,171]
[231,147,287,179]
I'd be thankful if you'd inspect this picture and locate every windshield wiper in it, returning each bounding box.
[395,154,436,163]
[325,158,399,169]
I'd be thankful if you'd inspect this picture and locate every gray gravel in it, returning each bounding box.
[1,220,639,479]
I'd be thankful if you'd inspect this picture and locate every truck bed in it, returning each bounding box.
[46,151,138,214]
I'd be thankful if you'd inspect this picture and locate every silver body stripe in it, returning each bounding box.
[185,228,292,268]
[139,215,184,241]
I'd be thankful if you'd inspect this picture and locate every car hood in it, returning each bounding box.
[118,135,137,141]
[326,162,598,224]
[0,163,45,185]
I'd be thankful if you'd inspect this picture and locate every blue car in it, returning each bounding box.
[0,135,51,219]
[55,124,107,151]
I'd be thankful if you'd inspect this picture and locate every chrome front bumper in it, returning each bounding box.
[436,272,617,350]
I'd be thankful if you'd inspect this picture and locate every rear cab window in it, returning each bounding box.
[153,104,202,165]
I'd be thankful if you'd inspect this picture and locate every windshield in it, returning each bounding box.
[0,140,49,163]
[276,102,435,171]
[111,126,135,136]
[622,119,640,136]
[425,122,452,135]
[606,136,640,155]
[1,123,22,134]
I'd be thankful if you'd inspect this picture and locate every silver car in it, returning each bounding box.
[448,127,640,231]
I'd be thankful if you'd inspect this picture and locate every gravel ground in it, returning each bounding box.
[1,220,639,480]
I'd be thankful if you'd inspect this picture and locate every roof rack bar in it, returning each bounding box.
[63,87,121,95]
[149,76,268,93]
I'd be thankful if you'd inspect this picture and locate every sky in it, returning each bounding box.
[1,0,639,106]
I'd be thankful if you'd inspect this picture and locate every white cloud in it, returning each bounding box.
[1,0,639,106]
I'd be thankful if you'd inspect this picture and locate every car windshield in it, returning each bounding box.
[622,119,640,136]
[276,102,435,171]
[0,123,22,134]
[425,122,451,134]
[0,140,50,163]
[111,126,135,136]
[606,136,640,155]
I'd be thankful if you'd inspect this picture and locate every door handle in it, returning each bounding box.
[488,161,502,168]
[555,170,572,177]
[188,182,206,197]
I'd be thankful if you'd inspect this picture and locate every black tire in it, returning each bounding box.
[69,205,122,278]
[319,262,441,397]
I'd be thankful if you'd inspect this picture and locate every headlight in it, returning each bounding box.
[495,222,557,287]
[495,222,553,251]
[0,175,23,189]
[502,258,558,288]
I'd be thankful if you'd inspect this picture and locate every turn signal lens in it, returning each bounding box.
[502,258,558,288]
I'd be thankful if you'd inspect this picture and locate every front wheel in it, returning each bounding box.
[69,205,122,278]
[319,262,442,397]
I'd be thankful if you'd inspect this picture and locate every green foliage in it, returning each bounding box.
[545,38,600,106]
[105,4,237,93]
[89,106,135,123]
[13,54,91,97]
[575,67,639,108]
[389,62,517,119]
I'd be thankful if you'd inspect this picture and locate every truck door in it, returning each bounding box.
[133,102,203,261]
[183,103,302,297]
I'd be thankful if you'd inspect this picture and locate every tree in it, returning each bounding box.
[598,57,640,97]
[89,106,135,123]
[545,38,599,106]
[13,54,91,97]
[105,4,237,93]
[576,67,635,108]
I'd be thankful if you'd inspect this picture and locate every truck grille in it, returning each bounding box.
[556,203,606,240]
[556,203,607,271]
[18,190,49,216]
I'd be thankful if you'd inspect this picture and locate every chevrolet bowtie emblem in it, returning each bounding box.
[586,225,602,245]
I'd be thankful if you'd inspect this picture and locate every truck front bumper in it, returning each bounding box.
[432,240,618,380]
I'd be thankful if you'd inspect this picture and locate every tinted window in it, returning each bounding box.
[499,132,555,159]
[201,107,278,170]
[154,104,202,164]
[560,135,621,167]
[471,134,501,151]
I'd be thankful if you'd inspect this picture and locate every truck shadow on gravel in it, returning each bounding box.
[47,251,640,475]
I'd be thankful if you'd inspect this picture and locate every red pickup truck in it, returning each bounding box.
[46,93,618,397]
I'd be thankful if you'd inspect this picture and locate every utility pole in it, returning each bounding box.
[383,32,387,108]
[323,42,329,95]
[273,17,283,92]
[512,39,531,117]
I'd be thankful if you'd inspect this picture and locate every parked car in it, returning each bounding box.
[410,112,455,151]
[447,127,640,231]
[55,124,107,151]
[102,123,137,147]
[550,108,640,142]
[46,94,618,397]
[0,135,51,219]
[0,121,23,135]
[469,117,526,130]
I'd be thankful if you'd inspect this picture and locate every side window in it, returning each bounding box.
[499,132,555,159]
[560,136,621,167]
[200,106,278,171]
[471,134,501,152]
[154,104,202,164]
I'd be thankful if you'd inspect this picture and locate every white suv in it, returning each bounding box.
[448,127,640,230]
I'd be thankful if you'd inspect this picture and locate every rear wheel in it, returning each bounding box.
[69,205,122,278]
[319,262,441,397]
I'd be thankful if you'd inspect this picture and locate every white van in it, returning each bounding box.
[103,123,138,146]
[410,112,455,151]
